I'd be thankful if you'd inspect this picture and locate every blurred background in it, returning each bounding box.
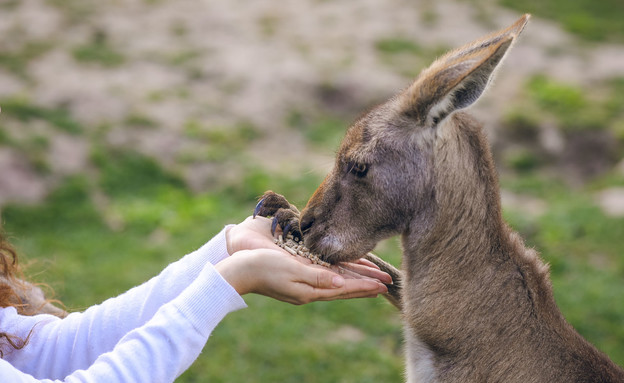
[0,0,623,381]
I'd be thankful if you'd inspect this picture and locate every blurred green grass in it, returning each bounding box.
[1,61,623,382]
[500,0,624,43]
[502,174,624,364]
[2,148,623,380]
[2,149,407,381]
[1,96,83,135]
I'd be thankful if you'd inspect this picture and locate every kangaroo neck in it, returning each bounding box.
[398,117,536,369]
[404,113,506,277]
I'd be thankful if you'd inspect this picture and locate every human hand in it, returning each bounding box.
[225,216,281,255]
[215,248,389,305]
[222,215,392,304]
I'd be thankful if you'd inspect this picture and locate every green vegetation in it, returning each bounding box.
[503,76,624,154]
[1,142,622,381]
[72,31,125,67]
[92,148,186,198]
[500,0,624,43]
[287,110,347,151]
[607,77,624,125]
[0,41,53,79]
[124,113,159,128]
[0,129,13,145]
[503,147,541,173]
[375,38,424,56]
[180,120,263,163]
[258,14,281,38]
[502,173,624,364]
[0,97,83,134]
[22,135,51,174]
[374,37,449,78]
[527,75,587,124]
[46,0,98,25]
[483,75,623,178]
[1,149,404,380]
[523,74,612,132]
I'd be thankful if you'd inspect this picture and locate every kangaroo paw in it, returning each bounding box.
[271,208,303,241]
[254,191,300,217]
[254,191,303,241]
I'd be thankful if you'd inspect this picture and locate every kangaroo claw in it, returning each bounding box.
[282,222,302,242]
[253,198,265,218]
[271,217,280,236]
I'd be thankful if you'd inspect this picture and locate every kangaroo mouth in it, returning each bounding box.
[303,235,341,264]
[305,233,369,265]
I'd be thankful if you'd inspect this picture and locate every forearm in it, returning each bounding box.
[3,262,246,382]
[3,227,237,378]
[90,225,234,322]
[68,263,246,382]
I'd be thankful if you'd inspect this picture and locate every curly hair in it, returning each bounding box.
[0,231,29,356]
[0,231,66,357]
[0,232,25,312]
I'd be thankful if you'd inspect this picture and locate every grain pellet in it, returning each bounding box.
[274,234,331,267]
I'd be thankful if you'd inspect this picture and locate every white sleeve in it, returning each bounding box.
[0,262,247,382]
[3,226,238,378]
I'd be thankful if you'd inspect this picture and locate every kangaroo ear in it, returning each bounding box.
[400,14,530,127]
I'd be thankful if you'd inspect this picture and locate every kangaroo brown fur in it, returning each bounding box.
[258,14,624,382]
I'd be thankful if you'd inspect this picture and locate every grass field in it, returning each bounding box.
[2,151,623,381]
[500,0,624,43]
[2,159,407,382]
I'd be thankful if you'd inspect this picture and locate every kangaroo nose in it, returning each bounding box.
[299,212,315,234]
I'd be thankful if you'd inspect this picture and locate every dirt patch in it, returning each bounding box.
[0,148,47,205]
[326,325,366,344]
[595,187,624,217]
[1,0,623,206]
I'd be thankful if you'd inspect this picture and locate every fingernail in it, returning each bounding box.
[332,275,345,288]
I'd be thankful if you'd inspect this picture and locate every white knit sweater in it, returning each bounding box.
[0,227,247,382]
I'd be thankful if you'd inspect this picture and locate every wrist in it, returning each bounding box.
[216,251,253,296]
[224,224,237,255]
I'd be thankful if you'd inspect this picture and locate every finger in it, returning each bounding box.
[297,265,344,289]
[335,263,393,284]
[328,264,366,279]
[315,290,382,301]
[321,291,382,301]
[343,279,388,294]
[308,279,387,301]
[355,258,381,269]
[316,282,387,300]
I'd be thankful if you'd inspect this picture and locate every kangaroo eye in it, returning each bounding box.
[346,161,369,178]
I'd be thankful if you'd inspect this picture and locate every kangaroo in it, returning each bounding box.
[254,14,624,383]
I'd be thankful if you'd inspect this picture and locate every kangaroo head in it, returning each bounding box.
[300,15,530,263]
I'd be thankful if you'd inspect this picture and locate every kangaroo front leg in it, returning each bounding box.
[364,253,403,311]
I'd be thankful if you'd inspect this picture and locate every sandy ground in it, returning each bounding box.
[0,0,623,213]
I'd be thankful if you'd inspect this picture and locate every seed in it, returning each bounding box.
[275,233,331,267]
[283,246,298,256]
